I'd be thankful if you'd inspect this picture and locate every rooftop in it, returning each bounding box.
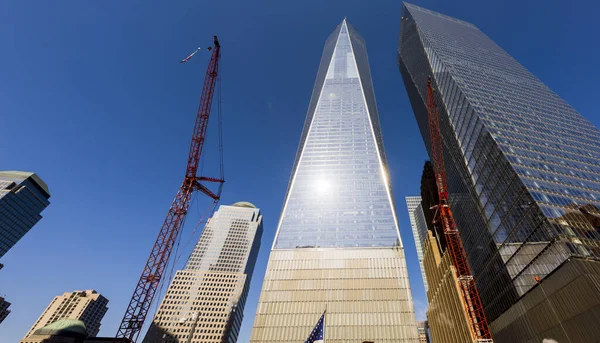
[0,170,50,196]
[232,201,257,209]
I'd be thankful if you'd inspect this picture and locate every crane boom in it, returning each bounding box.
[187,36,220,179]
[116,36,223,342]
[427,78,493,342]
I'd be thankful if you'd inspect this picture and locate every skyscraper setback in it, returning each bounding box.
[0,171,50,258]
[250,19,418,342]
[399,2,600,342]
[143,202,263,343]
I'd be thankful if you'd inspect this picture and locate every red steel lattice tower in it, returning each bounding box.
[427,78,493,341]
[116,36,224,342]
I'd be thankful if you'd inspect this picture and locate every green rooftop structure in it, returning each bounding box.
[34,319,89,338]
[20,319,88,343]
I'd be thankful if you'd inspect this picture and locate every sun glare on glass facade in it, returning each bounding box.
[273,20,400,250]
[251,20,418,343]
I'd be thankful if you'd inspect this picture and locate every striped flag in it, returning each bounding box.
[304,312,325,343]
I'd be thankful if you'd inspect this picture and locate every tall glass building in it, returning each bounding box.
[250,20,418,343]
[0,171,50,259]
[143,202,263,343]
[405,196,428,292]
[0,296,11,325]
[398,3,600,342]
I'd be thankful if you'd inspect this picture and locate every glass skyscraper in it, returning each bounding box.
[0,296,11,325]
[251,19,418,343]
[398,3,600,342]
[0,171,50,259]
[405,196,428,292]
[144,202,263,343]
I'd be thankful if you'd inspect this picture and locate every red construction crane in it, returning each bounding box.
[116,35,224,343]
[427,78,493,341]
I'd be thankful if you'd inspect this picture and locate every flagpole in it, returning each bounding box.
[324,305,327,343]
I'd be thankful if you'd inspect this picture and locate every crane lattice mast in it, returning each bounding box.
[427,78,493,342]
[116,36,223,343]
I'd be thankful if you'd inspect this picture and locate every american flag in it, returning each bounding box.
[304,312,325,343]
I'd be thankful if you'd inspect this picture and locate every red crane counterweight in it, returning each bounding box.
[427,78,493,342]
[116,36,224,343]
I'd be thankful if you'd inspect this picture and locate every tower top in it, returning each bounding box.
[232,201,257,209]
[0,170,50,196]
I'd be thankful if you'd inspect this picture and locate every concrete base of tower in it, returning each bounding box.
[490,258,600,343]
[249,247,419,343]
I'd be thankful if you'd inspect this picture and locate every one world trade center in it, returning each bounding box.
[250,19,419,343]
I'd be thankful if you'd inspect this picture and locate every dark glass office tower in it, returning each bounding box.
[0,296,10,324]
[399,3,600,342]
[251,19,418,342]
[0,171,50,258]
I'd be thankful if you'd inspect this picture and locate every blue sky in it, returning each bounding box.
[1,0,599,342]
